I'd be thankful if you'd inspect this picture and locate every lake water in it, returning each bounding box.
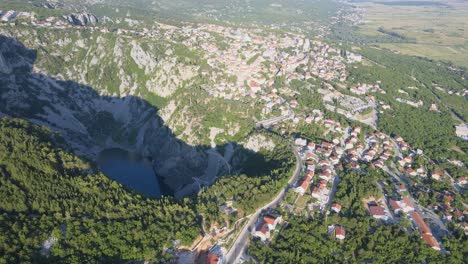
[97,148,162,198]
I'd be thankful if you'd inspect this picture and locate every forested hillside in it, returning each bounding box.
[0,118,200,263]
[0,117,297,263]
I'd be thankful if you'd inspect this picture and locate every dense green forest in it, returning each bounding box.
[197,139,296,230]
[249,169,467,263]
[0,118,200,263]
[0,118,296,263]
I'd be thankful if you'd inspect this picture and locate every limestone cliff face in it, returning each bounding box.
[0,35,213,194]
[63,13,98,26]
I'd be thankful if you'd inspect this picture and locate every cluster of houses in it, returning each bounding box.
[287,113,458,251]
[309,42,347,81]
[291,119,403,212]
[293,137,342,210]
[349,82,385,96]
[341,128,399,172]
[362,132,396,168]
[305,109,325,124]
[394,136,409,152]
[379,169,447,250]
[425,191,467,233]
[253,212,283,241]
[366,176,445,251]
[177,23,353,116]
[178,24,321,115]
[399,156,428,178]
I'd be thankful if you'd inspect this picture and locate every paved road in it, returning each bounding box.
[387,137,402,158]
[224,145,303,264]
[376,180,395,220]
[324,175,340,209]
[255,110,294,129]
[383,166,448,235]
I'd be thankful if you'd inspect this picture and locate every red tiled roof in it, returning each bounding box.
[390,199,401,210]
[421,233,440,250]
[299,179,309,190]
[369,206,385,216]
[410,211,431,234]
[335,226,345,237]
[402,197,413,208]
[256,221,269,234]
[319,180,328,185]
[264,216,276,225]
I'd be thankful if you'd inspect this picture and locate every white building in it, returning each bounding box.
[455,124,468,141]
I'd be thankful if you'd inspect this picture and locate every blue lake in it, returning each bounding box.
[97,148,162,198]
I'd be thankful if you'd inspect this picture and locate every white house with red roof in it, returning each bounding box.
[407,168,417,177]
[397,197,415,213]
[295,176,312,195]
[390,199,402,214]
[331,203,341,213]
[254,221,270,241]
[369,205,388,221]
[335,226,346,240]
[263,214,282,230]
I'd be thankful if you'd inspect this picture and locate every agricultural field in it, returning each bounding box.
[355,0,468,67]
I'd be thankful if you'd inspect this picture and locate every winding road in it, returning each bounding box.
[224,145,303,264]
[383,166,449,235]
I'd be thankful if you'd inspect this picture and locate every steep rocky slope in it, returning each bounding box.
[0,34,229,196]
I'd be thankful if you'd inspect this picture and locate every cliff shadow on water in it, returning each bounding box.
[0,34,273,199]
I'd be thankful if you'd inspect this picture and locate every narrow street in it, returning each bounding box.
[383,166,449,235]
[224,145,303,264]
